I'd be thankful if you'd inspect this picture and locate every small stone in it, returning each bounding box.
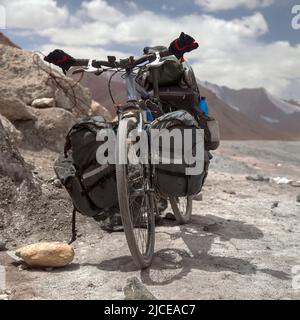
[32,98,55,109]
[19,262,30,270]
[124,277,157,300]
[52,179,62,188]
[223,190,236,195]
[271,201,279,209]
[266,246,272,250]
[193,193,203,201]
[246,175,270,182]
[297,194,300,203]
[290,181,300,188]
[15,242,75,267]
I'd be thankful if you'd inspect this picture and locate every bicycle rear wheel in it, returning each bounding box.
[170,196,193,224]
[116,117,155,269]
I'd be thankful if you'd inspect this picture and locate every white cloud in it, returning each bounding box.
[81,0,124,24]
[6,0,299,99]
[2,0,68,30]
[194,0,274,12]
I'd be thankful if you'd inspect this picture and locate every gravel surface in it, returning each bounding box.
[0,141,299,300]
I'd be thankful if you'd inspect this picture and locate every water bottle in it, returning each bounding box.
[142,109,154,123]
[199,96,209,118]
[146,109,153,122]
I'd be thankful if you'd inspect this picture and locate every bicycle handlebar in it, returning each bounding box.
[73,50,170,70]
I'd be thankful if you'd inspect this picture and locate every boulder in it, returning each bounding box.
[90,100,112,120]
[31,98,55,109]
[26,107,76,152]
[0,94,36,121]
[0,115,23,145]
[0,45,91,121]
[15,242,75,267]
[53,77,91,116]
[0,120,32,183]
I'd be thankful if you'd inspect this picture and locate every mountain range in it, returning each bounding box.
[1,32,299,140]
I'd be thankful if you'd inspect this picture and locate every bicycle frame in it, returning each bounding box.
[124,64,161,130]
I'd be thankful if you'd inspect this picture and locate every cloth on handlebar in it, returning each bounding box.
[44,49,76,74]
[143,46,168,55]
[137,55,184,89]
[168,32,199,62]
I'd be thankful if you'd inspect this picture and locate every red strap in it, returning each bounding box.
[53,54,69,65]
[175,39,187,52]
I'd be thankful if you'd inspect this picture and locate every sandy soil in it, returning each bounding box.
[1,141,299,300]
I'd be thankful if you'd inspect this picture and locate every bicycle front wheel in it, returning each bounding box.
[116,117,155,269]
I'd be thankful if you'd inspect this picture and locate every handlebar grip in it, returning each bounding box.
[73,59,89,67]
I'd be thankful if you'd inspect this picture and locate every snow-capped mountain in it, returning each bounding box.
[200,81,300,135]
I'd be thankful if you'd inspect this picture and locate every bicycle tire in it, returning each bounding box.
[169,196,193,224]
[116,117,155,269]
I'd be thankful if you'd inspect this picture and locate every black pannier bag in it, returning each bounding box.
[54,116,118,220]
[158,85,199,112]
[150,110,208,197]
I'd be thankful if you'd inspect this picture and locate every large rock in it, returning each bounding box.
[0,115,23,145]
[0,120,31,183]
[90,100,112,120]
[0,45,91,121]
[0,93,36,121]
[15,242,75,267]
[26,107,76,152]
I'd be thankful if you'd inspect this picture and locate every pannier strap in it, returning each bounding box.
[68,206,77,245]
[155,167,194,178]
[64,121,109,156]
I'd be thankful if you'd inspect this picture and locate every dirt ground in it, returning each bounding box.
[1,141,300,300]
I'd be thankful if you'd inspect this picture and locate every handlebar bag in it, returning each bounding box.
[54,116,118,219]
[147,55,184,87]
[150,110,209,197]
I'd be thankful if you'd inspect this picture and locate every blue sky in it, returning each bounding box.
[1,0,300,99]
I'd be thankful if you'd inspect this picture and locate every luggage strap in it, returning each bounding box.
[64,121,110,156]
[68,206,77,245]
[156,167,193,177]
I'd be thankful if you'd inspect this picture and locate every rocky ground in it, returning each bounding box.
[1,141,299,300]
